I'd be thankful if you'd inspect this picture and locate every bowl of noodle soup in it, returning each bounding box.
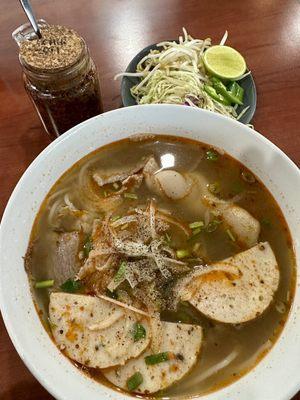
[0,104,299,400]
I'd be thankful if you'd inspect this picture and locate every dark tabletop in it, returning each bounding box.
[0,0,300,399]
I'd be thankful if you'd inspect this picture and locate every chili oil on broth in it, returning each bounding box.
[26,135,296,398]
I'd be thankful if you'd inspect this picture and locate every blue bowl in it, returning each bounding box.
[121,43,257,125]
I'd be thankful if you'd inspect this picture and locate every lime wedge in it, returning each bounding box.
[203,45,247,80]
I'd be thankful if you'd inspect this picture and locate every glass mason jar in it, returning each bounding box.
[13,21,102,140]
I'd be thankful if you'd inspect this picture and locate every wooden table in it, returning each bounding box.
[1,0,299,399]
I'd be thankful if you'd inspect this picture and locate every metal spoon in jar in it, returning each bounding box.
[19,0,42,39]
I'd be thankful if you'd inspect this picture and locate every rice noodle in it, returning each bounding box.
[77,164,125,214]
[197,348,239,383]
[47,188,68,203]
[97,294,151,317]
[78,158,95,188]
[234,340,272,374]
[48,199,62,225]
[63,194,78,211]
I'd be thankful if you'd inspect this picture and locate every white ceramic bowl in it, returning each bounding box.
[0,105,299,400]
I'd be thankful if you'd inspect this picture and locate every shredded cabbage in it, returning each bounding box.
[115,28,250,121]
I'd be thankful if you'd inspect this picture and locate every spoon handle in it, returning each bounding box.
[19,0,42,38]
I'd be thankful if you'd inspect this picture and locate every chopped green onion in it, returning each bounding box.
[261,218,272,228]
[206,219,222,233]
[114,261,127,285]
[112,182,120,190]
[103,190,108,197]
[124,192,138,199]
[206,150,218,161]
[187,230,202,242]
[231,181,244,194]
[111,215,121,222]
[192,227,202,236]
[176,249,190,259]
[133,323,146,342]
[145,352,170,365]
[241,170,255,183]
[60,279,82,293]
[83,236,93,258]
[193,242,201,252]
[207,182,221,194]
[177,311,193,324]
[121,223,129,230]
[186,257,200,263]
[127,372,143,391]
[106,288,118,299]
[164,232,171,243]
[226,229,236,242]
[189,221,204,229]
[35,279,54,289]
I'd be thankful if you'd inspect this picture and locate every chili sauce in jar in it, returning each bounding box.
[17,23,102,139]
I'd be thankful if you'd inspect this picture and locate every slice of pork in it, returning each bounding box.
[49,293,150,368]
[51,232,81,286]
[103,319,203,394]
[93,157,150,187]
[180,242,279,324]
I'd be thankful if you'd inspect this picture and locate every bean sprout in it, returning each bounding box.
[115,28,251,121]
